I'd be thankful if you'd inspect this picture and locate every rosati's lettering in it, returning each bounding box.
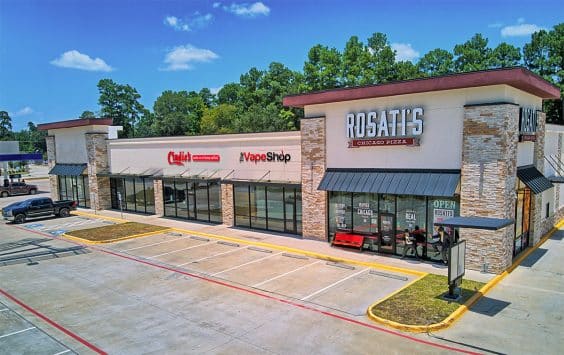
[240,151,291,164]
[346,107,424,139]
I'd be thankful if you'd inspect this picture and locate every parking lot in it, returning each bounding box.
[107,231,414,316]
[0,194,466,354]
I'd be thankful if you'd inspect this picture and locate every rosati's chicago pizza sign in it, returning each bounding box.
[519,107,538,142]
[346,107,424,147]
[167,151,220,166]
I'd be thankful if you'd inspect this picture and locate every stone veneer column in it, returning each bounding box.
[531,112,547,244]
[301,117,327,241]
[153,179,164,216]
[221,183,234,226]
[461,103,519,274]
[85,133,111,210]
[45,135,59,200]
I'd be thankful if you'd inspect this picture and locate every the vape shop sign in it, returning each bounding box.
[346,107,424,147]
[167,151,220,166]
[240,151,291,164]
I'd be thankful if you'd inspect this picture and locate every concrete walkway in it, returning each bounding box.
[425,228,564,354]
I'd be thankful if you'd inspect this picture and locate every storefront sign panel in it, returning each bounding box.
[167,151,220,166]
[239,151,291,164]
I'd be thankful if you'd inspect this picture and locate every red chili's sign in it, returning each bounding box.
[240,151,291,164]
[167,151,220,166]
[348,138,419,147]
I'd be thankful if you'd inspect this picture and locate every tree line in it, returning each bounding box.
[2,23,562,143]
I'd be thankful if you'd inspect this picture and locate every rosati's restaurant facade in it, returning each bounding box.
[39,68,564,274]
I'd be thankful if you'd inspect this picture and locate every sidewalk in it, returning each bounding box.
[76,207,495,284]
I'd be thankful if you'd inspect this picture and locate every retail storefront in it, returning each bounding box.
[40,68,564,273]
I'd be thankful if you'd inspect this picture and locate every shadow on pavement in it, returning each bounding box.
[469,296,511,317]
[519,248,548,268]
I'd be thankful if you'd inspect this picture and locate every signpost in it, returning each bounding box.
[117,192,124,220]
[445,238,466,300]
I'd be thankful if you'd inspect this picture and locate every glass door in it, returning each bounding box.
[379,213,395,253]
[284,188,296,234]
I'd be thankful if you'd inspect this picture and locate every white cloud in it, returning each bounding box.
[213,2,221,8]
[391,43,420,62]
[160,45,219,71]
[224,2,270,17]
[501,23,545,37]
[50,50,113,72]
[164,13,213,31]
[11,106,34,117]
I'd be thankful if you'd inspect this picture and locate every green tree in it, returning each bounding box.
[453,33,492,72]
[235,103,292,133]
[0,111,13,139]
[80,110,96,118]
[393,61,422,80]
[490,43,521,68]
[97,79,148,138]
[418,48,454,76]
[200,104,239,135]
[198,88,216,108]
[152,90,205,136]
[523,23,564,123]
[341,36,370,87]
[365,32,397,84]
[302,44,342,91]
[217,83,243,106]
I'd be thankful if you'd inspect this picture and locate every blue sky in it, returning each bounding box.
[0,0,562,131]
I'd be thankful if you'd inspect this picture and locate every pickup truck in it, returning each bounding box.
[2,197,77,224]
[0,182,38,197]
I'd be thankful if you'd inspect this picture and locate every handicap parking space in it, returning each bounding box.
[19,215,115,237]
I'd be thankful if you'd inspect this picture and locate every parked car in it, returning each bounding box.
[2,197,77,224]
[0,182,38,197]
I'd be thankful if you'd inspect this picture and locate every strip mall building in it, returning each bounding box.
[39,68,563,273]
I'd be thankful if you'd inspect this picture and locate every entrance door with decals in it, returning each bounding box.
[379,213,395,253]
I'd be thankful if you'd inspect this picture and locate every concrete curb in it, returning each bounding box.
[366,218,564,333]
[62,229,171,245]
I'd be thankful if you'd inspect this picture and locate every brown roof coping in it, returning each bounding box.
[283,67,560,108]
[38,118,114,131]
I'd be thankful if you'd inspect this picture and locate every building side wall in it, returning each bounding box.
[221,183,234,226]
[86,133,111,210]
[46,135,59,200]
[301,117,327,241]
[461,104,519,273]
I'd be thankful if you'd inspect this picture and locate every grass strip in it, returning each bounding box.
[370,274,485,325]
[65,222,167,242]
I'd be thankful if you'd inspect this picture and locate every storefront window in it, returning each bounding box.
[234,185,250,227]
[328,191,353,241]
[514,180,532,257]
[209,182,222,223]
[162,179,220,223]
[58,175,90,208]
[234,183,302,235]
[110,177,155,215]
[426,197,459,261]
[250,185,267,229]
[352,193,378,234]
[397,196,426,257]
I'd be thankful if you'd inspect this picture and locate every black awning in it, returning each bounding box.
[318,169,460,197]
[517,165,553,194]
[549,176,564,183]
[49,163,87,176]
[436,216,514,230]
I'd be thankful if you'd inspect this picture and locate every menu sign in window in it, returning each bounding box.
[334,203,348,229]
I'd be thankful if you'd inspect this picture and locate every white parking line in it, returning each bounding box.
[301,268,368,301]
[149,241,216,258]
[53,350,71,355]
[122,237,186,252]
[211,251,283,276]
[177,247,243,266]
[0,326,36,339]
[252,260,323,287]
